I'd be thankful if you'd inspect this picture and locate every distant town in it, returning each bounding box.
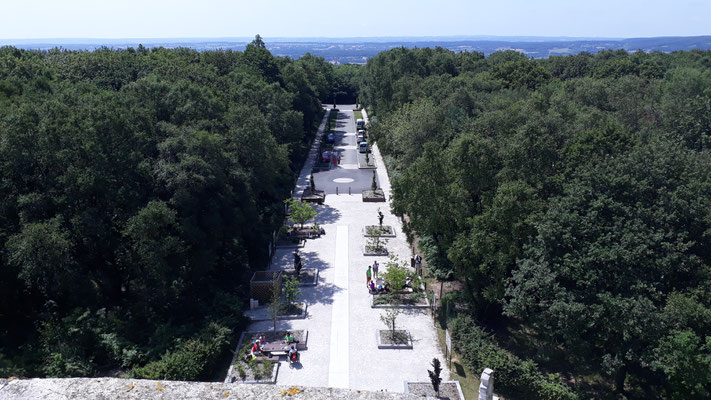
[3,35,711,63]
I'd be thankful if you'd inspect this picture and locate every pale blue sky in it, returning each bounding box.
[0,0,708,39]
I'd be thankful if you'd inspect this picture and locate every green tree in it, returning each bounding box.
[505,137,711,393]
[283,275,302,311]
[651,330,711,399]
[285,199,316,229]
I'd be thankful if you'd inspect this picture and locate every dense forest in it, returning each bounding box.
[2,35,711,399]
[361,47,711,399]
[0,36,344,379]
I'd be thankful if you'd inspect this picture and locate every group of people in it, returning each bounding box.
[366,261,389,293]
[249,331,299,364]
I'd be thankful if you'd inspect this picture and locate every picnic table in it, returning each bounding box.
[261,341,290,355]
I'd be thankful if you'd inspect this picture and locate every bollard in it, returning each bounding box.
[349,186,351,195]
[336,187,339,195]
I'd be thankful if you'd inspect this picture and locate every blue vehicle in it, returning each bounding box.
[327,133,335,143]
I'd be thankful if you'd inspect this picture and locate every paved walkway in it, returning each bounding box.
[243,105,448,392]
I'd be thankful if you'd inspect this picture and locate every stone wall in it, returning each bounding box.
[0,378,435,400]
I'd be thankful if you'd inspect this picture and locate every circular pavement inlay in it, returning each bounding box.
[333,178,355,183]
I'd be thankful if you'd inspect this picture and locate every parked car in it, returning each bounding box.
[357,133,365,142]
[359,142,368,153]
[356,119,364,129]
[358,129,366,138]
[327,133,335,143]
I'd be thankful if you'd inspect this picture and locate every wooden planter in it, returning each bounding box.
[250,271,282,303]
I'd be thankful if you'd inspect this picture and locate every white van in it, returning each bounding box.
[356,119,364,129]
[358,142,368,153]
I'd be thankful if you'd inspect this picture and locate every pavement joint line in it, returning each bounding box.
[328,225,350,388]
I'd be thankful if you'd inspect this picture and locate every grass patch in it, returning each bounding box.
[353,110,363,122]
[437,326,480,400]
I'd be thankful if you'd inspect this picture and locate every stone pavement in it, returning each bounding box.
[243,106,448,393]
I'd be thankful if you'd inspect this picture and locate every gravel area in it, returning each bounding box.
[407,382,463,400]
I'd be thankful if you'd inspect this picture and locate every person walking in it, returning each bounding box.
[372,260,379,279]
[414,255,421,273]
[366,265,372,285]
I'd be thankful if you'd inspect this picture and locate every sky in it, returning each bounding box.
[0,0,708,39]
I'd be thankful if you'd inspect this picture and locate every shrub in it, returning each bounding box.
[451,316,577,400]
[132,322,232,381]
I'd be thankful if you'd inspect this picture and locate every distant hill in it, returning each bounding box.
[3,35,710,63]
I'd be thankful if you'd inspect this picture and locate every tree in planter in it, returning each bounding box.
[283,275,302,313]
[428,358,442,397]
[310,173,316,192]
[366,228,388,253]
[380,307,403,343]
[268,273,283,332]
[284,198,316,229]
[365,150,370,165]
[371,170,378,191]
[377,208,384,227]
[382,259,409,293]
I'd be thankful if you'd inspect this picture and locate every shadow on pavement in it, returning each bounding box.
[298,251,329,271]
[300,280,342,306]
[313,204,341,225]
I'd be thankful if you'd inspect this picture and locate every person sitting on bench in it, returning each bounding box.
[288,344,299,363]
[284,331,295,344]
[368,280,376,293]
[251,339,263,359]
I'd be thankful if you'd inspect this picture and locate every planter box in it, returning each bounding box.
[246,302,308,321]
[227,362,279,384]
[404,381,465,400]
[301,189,326,204]
[281,268,319,286]
[363,225,396,238]
[362,245,388,256]
[362,189,386,202]
[376,329,413,349]
[280,302,308,320]
[371,292,430,309]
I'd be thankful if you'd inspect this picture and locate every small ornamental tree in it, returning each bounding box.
[371,170,377,191]
[283,275,301,312]
[285,199,316,229]
[366,227,388,253]
[380,307,401,341]
[383,258,408,292]
[310,173,316,192]
[428,358,442,397]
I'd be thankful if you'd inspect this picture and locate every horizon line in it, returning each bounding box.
[7,34,710,43]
